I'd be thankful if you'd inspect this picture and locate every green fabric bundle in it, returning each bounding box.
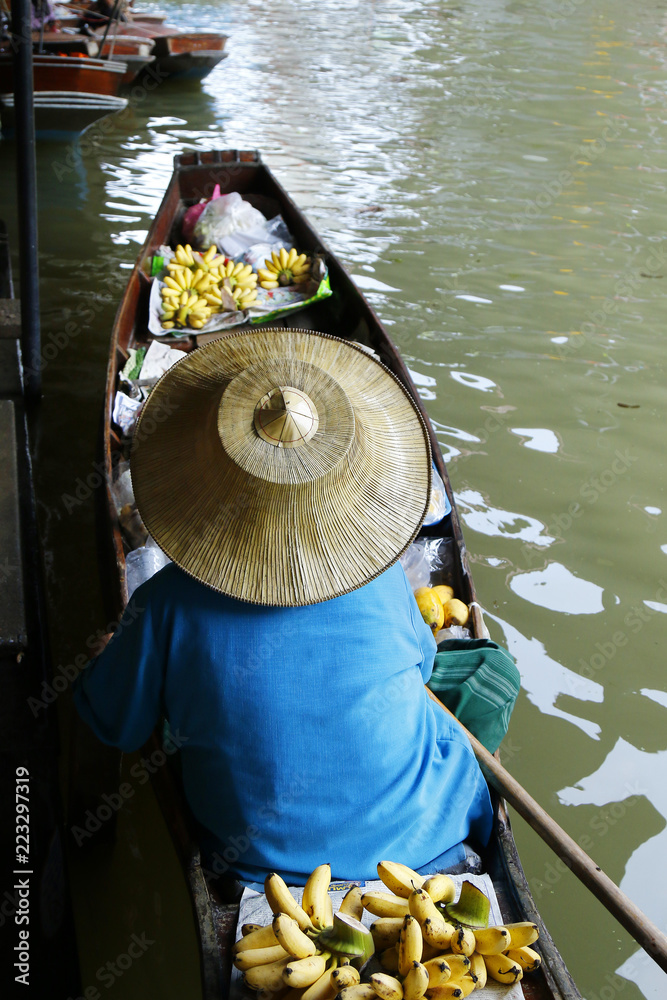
[428,639,520,755]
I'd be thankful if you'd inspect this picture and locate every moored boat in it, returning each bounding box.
[0,52,126,97]
[95,150,582,1000]
[0,89,127,136]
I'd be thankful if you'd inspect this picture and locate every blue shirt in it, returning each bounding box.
[73,561,492,883]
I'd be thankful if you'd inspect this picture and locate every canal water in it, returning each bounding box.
[1,0,666,996]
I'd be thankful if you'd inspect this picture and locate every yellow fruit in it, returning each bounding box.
[441,599,469,627]
[413,588,445,632]
[432,585,454,605]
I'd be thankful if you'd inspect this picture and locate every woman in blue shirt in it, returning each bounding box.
[74,328,493,884]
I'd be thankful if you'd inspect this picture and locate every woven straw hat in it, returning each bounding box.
[130,328,431,606]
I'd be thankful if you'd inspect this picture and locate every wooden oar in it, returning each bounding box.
[426,687,667,974]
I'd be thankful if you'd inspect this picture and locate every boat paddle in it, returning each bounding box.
[426,687,667,975]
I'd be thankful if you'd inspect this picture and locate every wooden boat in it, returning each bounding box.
[96,150,582,1000]
[0,52,126,97]
[0,89,127,136]
[92,23,228,79]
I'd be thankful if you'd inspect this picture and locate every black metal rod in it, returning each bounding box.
[97,0,122,57]
[11,0,41,401]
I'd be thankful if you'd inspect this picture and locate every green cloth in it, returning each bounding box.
[427,639,520,755]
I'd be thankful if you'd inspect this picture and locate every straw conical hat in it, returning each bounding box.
[130,328,431,606]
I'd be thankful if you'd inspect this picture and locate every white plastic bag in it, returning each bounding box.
[126,545,171,601]
[399,537,455,590]
[193,192,267,247]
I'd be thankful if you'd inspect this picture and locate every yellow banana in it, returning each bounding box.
[449,927,475,958]
[379,946,400,973]
[242,923,262,936]
[286,248,298,268]
[408,887,444,927]
[506,945,541,972]
[421,875,455,904]
[301,863,332,930]
[361,892,410,919]
[402,962,429,1000]
[265,873,313,932]
[482,952,523,985]
[261,279,279,289]
[423,958,451,988]
[398,916,422,977]
[376,862,424,899]
[433,955,470,981]
[279,247,289,268]
[422,987,465,1000]
[244,957,292,991]
[471,925,510,955]
[234,924,279,952]
[302,965,337,1000]
[450,979,475,998]
[283,954,329,988]
[339,886,364,921]
[273,913,318,959]
[234,944,290,971]
[370,917,404,950]
[337,986,377,1000]
[331,965,360,991]
[503,921,539,948]
[467,953,486,989]
[420,917,455,951]
[369,973,403,1000]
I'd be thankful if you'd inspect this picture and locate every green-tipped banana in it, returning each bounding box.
[377,861,425,898]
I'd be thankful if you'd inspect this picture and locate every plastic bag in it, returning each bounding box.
[424,463,451,526]
[193,192,267,248]
[126,545,171,601]
[399,536,455,591]
[223,215,293,262]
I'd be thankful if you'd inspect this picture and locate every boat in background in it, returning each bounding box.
[86,149,582,1000]
[0,53,127,136]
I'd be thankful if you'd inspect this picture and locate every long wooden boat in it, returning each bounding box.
[96,150,582,1000]
[90,20,228,79]
[0,89,127,136]
[0,52,126,97]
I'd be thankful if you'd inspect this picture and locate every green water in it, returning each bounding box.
[1,0,666,996]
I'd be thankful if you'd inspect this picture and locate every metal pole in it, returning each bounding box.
[11,0,41,402]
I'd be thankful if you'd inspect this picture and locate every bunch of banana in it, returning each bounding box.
[258,247,311,289]
[168,243,227,277]
[236,866,374,1000]
[217,260,259,305]
[361,863,541,995]
[160,290,212,331]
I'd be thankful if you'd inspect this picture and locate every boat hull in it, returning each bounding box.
[92,150,582,1000]
[0,54,126,97]
[0,90,127,136]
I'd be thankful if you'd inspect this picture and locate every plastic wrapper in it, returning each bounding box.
[400,536,455,591]
[126,545,171,601]
[192,192,267,248]
[112,391,142,435]
[424,462,451,525]
[221,215,293,262]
